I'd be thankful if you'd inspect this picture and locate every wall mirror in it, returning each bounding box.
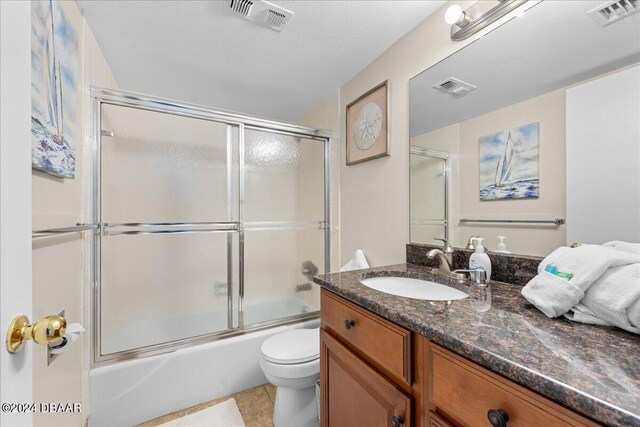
[409,0,640,256]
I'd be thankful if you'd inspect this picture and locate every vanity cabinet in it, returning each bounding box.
[320,329,412,427]
[320,289,598,427]
[428,345,598,427]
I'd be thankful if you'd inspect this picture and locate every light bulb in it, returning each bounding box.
[444,5,462,24]
[444,5,470,27]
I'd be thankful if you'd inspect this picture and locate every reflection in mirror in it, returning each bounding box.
[409,1,640,256]
[410,147,448,243]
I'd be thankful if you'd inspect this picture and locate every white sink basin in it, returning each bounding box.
[360,277,468,301]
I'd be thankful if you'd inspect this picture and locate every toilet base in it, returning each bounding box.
[273,384,319,427]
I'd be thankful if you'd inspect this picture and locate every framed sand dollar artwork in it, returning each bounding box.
[346,80,390,165]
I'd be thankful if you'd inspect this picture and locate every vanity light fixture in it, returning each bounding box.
[445,0,529,41]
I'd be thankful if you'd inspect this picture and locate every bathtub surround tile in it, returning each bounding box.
[406,243,542,286]
[137,385,274,427]
[313,264,640,426]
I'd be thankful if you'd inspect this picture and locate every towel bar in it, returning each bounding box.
[459,218,565,225]
[32,224,99,239]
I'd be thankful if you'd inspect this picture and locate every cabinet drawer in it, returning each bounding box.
[321,289,412,386]
[429,344,597,427]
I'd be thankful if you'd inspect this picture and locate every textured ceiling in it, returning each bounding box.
[410,0,640,137]
[77,0,445,123]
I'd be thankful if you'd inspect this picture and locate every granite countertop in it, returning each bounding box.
[313,263,640,427]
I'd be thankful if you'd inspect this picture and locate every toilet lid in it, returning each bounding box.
[261,328,319,365]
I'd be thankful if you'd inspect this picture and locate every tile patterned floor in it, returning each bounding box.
[137,384,276,427]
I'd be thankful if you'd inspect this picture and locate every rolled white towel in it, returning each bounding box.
[580,263,640,334]
[521,245,640,318]
[340,249,370,272]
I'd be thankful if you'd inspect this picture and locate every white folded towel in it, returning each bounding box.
[628,298,640,330]
[603,240,640,255]
[340,249,370,272]
[521,245,640,318]
[579,263,640,334]
[565,304,612,327]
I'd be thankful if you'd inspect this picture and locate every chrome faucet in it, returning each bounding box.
[427,238,465,280]
[433,238,454,264]
[426,248,454,271]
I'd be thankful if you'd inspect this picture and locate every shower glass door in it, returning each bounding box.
[243,129,326,326]
[98,103,239,356]
[410,147,449,243]
[93,89,329,363]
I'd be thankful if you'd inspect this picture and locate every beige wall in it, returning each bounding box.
[301,1,538,268]
[32,1,118,425]
[411,90,567,256]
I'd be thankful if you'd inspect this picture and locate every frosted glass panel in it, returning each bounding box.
[410,224,446,245]
[411,155,446,221]
[243,229,323,325]
[410,154,447,243]
[101,232,237,354]
[101,104,235,223]
[244,129,324,222]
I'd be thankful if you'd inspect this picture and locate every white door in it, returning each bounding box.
[1,2,34,426]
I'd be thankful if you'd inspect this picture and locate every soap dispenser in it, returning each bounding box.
[469,237,492,281]
[495,236,510,254]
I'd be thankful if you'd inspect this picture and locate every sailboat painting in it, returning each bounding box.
[31,0,78,178]
[479,122,539,201]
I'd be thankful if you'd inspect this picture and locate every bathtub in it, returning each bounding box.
[101,295,317,354]
[90,302,319,426]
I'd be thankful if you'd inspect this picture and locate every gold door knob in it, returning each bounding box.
[6,314,66,353]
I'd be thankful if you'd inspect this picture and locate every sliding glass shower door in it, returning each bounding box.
[93,89,329,363]
[243,129,326,326]
[98,104,240,355]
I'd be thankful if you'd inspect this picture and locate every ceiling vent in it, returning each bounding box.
[229,0,293,32]
[230,0,254,16]
[588,0,639,27]
[433,78,477,96]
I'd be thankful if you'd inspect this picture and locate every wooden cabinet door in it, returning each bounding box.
[321,329,412,427]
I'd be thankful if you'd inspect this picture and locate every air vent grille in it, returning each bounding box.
[266,9,286,28]
[230,0,254,17]
[434,78,476,96]
[588,0,639,27]
[228,0,293,31]
[440,81,457,90]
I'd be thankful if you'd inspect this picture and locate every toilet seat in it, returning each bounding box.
[261,328,319,365]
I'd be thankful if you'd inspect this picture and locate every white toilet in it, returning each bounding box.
[260,328,320,427]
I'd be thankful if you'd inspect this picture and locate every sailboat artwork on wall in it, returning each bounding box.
[31,0,78,178]
[479,122,539,201]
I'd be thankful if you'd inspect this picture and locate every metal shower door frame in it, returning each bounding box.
[409,145,450,242]
[91,87,331,366]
